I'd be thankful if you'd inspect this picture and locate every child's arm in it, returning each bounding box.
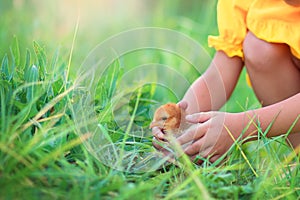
[152,51,243,140]
[182,50,243,114]
[177,93,300,163]
[244,93,300,138]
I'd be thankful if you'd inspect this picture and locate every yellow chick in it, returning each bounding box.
[149,103,185,136]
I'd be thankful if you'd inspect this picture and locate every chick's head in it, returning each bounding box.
[150,103,183,131]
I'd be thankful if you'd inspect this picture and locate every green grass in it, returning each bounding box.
[1,1,300,199]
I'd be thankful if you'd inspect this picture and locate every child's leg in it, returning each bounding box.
[243,31,300,148]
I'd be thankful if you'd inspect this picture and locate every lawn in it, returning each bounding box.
[0,0,299,199]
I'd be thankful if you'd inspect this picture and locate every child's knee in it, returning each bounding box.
[243,31,290,73]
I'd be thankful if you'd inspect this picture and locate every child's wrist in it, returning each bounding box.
[238,111,259,141]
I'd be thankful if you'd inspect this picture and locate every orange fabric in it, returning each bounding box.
[208,0,300,59]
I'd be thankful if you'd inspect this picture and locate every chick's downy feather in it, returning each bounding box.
[150,103,185,135]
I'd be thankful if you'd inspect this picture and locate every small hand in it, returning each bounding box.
[177,111,242,164]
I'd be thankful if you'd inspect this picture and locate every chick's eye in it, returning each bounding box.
[161,116,168,121]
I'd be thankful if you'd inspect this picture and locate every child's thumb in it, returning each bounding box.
[177,101,188,111]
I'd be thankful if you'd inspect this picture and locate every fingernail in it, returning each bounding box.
[186,115,194,120]
[152,127,158,131]
[158,133,165,139]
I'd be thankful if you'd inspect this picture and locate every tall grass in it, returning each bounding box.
[1,35,299,200]
[1,1,299,199]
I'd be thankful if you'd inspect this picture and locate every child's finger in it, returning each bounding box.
[184,138,204,156]
[152,137,164,150]
[185,112,214,123]
[152,137,172,155]
[152,127,165,140]
[189,150,220,165]
[190,154,204,165]
[177,101,188,110]
[209,154,221,163]
[177,123,206,145]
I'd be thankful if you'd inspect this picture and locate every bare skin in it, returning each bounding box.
[152,31,300,164]
[284,0,300,6]
[243,31,300,147]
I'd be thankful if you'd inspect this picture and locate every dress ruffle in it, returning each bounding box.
[208,0,300,59]
[247,18,300,59]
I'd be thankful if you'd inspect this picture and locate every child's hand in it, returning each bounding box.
[177,111,242,164]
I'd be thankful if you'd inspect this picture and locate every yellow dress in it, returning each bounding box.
[208,0,300,59]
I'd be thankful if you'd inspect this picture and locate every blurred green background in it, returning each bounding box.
[3,2,294,199]
[0,0,257,110]
[0,0,217,67]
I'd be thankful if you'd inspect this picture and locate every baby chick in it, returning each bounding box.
[150,103,186,136]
